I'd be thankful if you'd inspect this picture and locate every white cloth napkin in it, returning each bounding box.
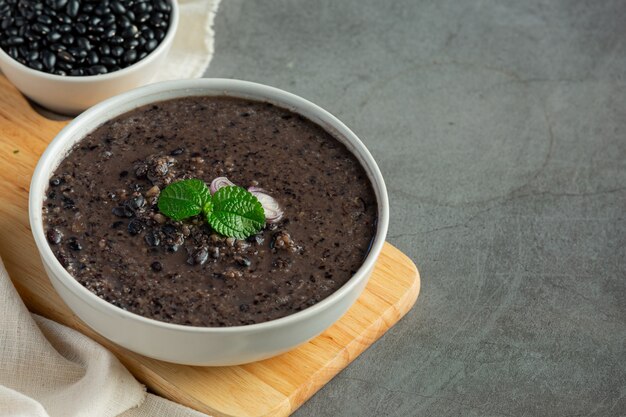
[153,0,221,82]
[0,1,221,415]
[0,257,210,417]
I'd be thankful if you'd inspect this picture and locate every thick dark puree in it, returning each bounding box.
[43,97,377,327]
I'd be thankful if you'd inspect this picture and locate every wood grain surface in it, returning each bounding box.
[0,74,420,417]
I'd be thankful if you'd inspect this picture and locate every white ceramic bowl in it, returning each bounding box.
[0,0,179,116]
[29,79,389,366]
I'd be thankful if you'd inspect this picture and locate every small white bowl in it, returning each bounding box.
[29,79,389,366]
[0,0,179,116]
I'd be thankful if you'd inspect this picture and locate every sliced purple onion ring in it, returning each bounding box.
[209,176,235,194]
[248,186,284,224]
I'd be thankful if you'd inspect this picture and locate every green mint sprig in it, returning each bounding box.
[157,179,265,239]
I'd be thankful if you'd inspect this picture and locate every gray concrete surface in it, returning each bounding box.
[207,1,626,415]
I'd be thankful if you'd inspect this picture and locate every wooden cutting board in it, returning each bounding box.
[0,74,420,417]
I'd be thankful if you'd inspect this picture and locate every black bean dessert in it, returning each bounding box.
[0,0,171,76]
[43,97,378,327]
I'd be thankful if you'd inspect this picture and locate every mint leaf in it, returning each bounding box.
[207,186,265,239]
[157,179,211,221]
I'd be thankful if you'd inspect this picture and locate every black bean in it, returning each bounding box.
[47,31,62,42]
[128,194,145,209]
[155,0,171,13]
[161,224,176,236]
[141,27,154,39]
[50,43,67,53]
[111,45,124,57]
[150,13,165,28]
[89,15,101,27]
[46,228,63,245]
[76,14,90,23]
[27,59,42,70]
[94,5,110,16]
[58,23,72,33]
[54,0,69,10]
[112,205,134,218]
[193,248,209,265]
[136,12,149,23]
[134,2,149,14]
[8,47,18,59]
[36,14,53,25]
[87,64,108,75]
[68,46,87,59]
[121,24,139,39]
[145,38,158,52]
[54,69,67,76]
[86,50,99,65]
[100,56,116,66]
[109,35,124,44]
[24,30,39,42]
[144,230,160,247]
[0,17,12,30]
[57,14,72,25]
[98,43,110,56]
[170,147,184,156]
[6,36,25,46]
[76,37,91,50]
[75,22,87,34]
[111,1,125,14]
[155,28,165,41]
[150,261,162,272]
[82,3,94,13]
[122,48,136,64]
[239,303,250,312]
[61,33,74,45]
[235,256,252,268]
[102,14,116,26]
[57,60,73,71]
[118,15,131,28]
[27,49,39,59]
[65,0,79,17]
[42,50,56,70]
[68,237,82,251]
[57,49,74,63]
[103,26,116,38]
[69,68,83,76]
[127,219,144,235]
[126,38,139,49]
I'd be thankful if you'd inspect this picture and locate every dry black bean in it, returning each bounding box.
[42,50,56,70]
[98,43,110,56]
[86,50,99,65]
[66,0,79,17]
[145,38,157,52]
[111,45,124,57]
[58,49,74,62]
[100,56,116,66]
[122,49,136,63]
[111,2,125,14]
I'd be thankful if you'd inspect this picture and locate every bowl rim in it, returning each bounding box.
[0,0,179,82]
[29,78,389,334]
